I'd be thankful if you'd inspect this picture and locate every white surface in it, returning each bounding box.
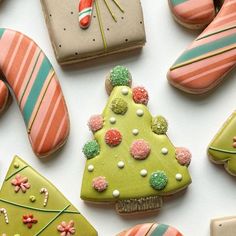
[1,1,236,235]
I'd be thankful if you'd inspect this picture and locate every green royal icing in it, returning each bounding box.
[170,0,188,6]
[83,140,100,159]
[111,98,128,115]
[110,66,131,87]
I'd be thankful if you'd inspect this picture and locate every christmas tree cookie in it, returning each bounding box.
[81,66,192,215]
[0,156,97,236]
[208,111,236,176]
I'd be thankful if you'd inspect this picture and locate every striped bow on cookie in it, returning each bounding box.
[78,0,95,29]
[117,223,183,236]
[168,0,236,94]
[0,28,70,158]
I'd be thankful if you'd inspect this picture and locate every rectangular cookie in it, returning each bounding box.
[40,0,146,65]
[211,216,236,236]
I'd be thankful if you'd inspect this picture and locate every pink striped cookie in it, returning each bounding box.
[117,223,183,236]
[0,28,70,158]
[168,0,236,94]
[168,0,216,29]
[0,81,10,114]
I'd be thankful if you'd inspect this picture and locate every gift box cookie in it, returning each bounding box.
[40,0,146,65]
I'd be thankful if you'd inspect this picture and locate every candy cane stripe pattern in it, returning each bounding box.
[168,0,236,94]
[0,81,10,114]
[169,0,215,29]
[117,223,183,236]
[78,0,94,29]
[40,188,49,207]
[0,208,9,224]
[0,28,70,157]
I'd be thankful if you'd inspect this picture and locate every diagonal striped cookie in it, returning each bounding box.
[168,0,236,94]
[0,28,70,158]
[117,223,183,236]
[168,0,216,29]
[0,80,10,114]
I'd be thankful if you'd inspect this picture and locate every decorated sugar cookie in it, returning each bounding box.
[0,81,10,114]
[211,216,236,236]
[168,0,215,29]
[208,111,236,176]
[0,156,97,235]
[117,223,183,236]
[81,66,192,215]
[0,28,70,158]
[168,0,236,94]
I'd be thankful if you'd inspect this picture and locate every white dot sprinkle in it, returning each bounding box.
[132,129,139,135]
[113,190,120,198]
[88,165,94,172]
[109,117,116,124]
[121,88,129,95]
[161,148,168,155]
[117,161,125,169]
[136,109,144,117]
[140,169,148,177]
[176,173,183,181]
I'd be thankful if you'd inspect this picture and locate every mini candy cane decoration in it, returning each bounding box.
[40,188,49,207]
[78,0,94,29]
[0,208,9,224]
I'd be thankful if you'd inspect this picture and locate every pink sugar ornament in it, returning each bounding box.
[175,147,192,166]
[130,139,151,160]
[132,87,149,105]
[88,115,103,132]
[92,176,108,192]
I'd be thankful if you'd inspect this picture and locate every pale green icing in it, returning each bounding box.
[81,86,191,202]
[208,111,236,175]
[0,156,97,236]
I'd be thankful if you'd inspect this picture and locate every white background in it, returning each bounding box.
[1,1,236,235]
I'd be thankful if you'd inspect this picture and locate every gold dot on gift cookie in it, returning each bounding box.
[132,129,139,136]
[136,109,144,117]
[161,148,168,155]
[117,161,125,169]
[140,169,147,177]
[110,117,116,124]
[88,165,94,172]
[14,162,20,169]
[175,173,182,181]
[121,88,129,95]
[113,190,120,197]
[29,195,36,202]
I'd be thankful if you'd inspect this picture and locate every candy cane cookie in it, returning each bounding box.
[78,0,94,29]
[117,223,183,236]
[168,0,216,29]
[0,81,10,114]
[0,28,70,157]
[168,0,236,94]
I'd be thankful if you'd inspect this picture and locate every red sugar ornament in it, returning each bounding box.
[132,87,149,105]
[105,129,122,147]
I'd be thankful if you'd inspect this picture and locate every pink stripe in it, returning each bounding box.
[5,34,24,77]
[189,8,214,20]
[212,11,236,25]
[163,227,179,236]
[38,93,62,151]
[12,41,34,90]
[20,52,44,109]
[181,61,235,85]
[52,113,66,147]
[0,31,16,66]
[135,224,153,236]
[30,79,57,144]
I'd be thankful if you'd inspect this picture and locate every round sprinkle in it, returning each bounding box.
[176,173,183,181]
[83,140,100,159]
[88,165,94,172]
[88,115,103,132]
[121,87,129,95]
[14,162,20,169]
[105,129,122,147]
[92,176,108,192]
[136,109,144,117]
[117,161,125,169]
[140,169,148,177]
[29,195,36,202]
[161,148,168,155]
[109,117,116,124]
[152,116,168,135]
[113,190,120,197]
[111,98,128,115]
[132,129,139,136]
[110,66,131,87]
[150,171,168,190]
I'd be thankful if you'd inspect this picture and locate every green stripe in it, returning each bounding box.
[23,56,52,125]
[171,0,188,6]
[0,28,5,39]
[173,33,236,66]
[79,8,92,17]
[151,224,169,236]
[209,146,236,154]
